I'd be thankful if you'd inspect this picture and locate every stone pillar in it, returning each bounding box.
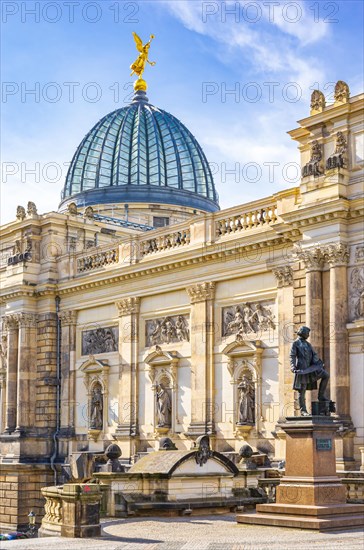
[273,266,294,422]
[296,247,325,410]
[326,243,353,469]
[115,298,140,453]
[15,313,38,433]
[59,310,77,437]
[186,282,216,436]
[3,316,18,433]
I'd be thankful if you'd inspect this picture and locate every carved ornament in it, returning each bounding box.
[186,282,215,304]
[272,266,293,287]
[294,245,325,271]
[325,243,349,267]
[59,310,77,326]
[326,131,348,170]
[334,80,350,104]
[222,302,275,338]
[310,90,325,113]
[82,326,118,355]
[146,315,189,346]
[302,140,324,178]
[116,297,140,316]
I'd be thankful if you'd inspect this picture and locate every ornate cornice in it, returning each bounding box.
[272,266,293,288]
[115,297,140,317]
[325,243,349,267]
[186,282,216,304]
[294,246,325,272]
[59,310,78,325]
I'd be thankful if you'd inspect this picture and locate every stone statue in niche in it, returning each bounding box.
[156,383,172,427]
[223,302,275,337]
[237,376,255,425]
[146,315,189,346]
[82,327,118,355]
[302,140,324,177]
[326,131,348,170]
[350,267,364,320]
[90,384,103,430]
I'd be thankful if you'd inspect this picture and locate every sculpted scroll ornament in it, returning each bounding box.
[326,132,348,170]
[223,302,275,338]
[334,80,350,104]
[186,282,215,304]
[310,90,326,113]
[146,315,190,346]
[302,140,324,177]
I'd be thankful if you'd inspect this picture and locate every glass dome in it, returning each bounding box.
[59,90,219,213]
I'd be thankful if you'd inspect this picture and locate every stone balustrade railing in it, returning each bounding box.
[77,247,119,273]
[70,196,284,275]
[41,486,63,535]
[215,202,278,238]
[140,228,191,256]
[342,473,364,503]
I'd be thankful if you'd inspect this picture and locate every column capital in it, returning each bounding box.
[325,243,349,267]
[186,282,216,304]
[116,297,140,317]
[273,266,293,288]
[2,315,19,331]
[59,310,78,326]
[17,312,38,328]
[294,245,325,271]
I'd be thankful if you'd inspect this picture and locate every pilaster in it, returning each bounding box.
[115,297,140,451]
[3,316,19,434]
[15,313,38,434]
[186,282,216,437]
[59,310,77,438]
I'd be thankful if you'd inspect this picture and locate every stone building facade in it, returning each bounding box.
[0,80,363,529]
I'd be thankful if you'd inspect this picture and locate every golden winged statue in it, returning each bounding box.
[130,32,156,79]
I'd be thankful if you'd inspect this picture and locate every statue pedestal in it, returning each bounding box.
[237,417,364,530]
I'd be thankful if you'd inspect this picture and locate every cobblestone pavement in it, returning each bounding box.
[1,515,363,550]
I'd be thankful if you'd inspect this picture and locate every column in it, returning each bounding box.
[59,310,77,436]
[272,266,294,420]
[296,247,325,410]
[326,243,350,418]
[3,315,18,433]
[15,313,38,433]
[186,282,215,436]
[115,298,140,450]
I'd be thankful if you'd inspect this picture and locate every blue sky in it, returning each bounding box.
[1,0,363,224]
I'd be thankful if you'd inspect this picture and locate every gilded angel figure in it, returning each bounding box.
[130,32,156,78]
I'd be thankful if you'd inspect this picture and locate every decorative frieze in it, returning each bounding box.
[325,243,350,267]
[326,131,348,170]
[186,282,215,304]
[115,297,140,316]
[59,310,78,326]
[82,327,119,356]
[146,315,190,346]
[273,266,293,287]
[302,140,324,177]
[222,302,275,338]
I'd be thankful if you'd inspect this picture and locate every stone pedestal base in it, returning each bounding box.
[237,417,364,531]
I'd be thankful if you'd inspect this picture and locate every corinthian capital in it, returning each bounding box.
[17,313,38,328]
[186,282,216,304]
[116,297,140,317]
[294,245,324,271]
[2,315,19,331]
[325,243,349,267]
[59,310,78,325]
[272,266,293,288]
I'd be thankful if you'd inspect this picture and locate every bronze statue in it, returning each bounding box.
[290,326,329,416]
[130,32,156,79]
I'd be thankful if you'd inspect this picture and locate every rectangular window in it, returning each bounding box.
[153,216,169,228]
